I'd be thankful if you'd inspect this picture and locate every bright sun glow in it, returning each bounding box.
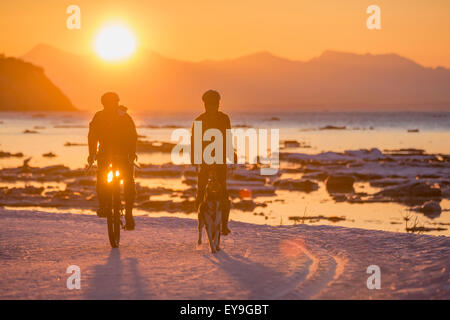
[95,24,136,61]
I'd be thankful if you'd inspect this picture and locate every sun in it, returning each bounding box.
[95,23,136,61]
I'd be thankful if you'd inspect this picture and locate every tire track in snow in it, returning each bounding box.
[279,240,345,299]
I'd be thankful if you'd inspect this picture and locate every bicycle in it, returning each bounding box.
[103,161,124,248]
[87,154,140,248]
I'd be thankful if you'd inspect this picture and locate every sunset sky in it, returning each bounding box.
[1,0,450,67]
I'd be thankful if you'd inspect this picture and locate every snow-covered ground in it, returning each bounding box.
[0,208,449,299]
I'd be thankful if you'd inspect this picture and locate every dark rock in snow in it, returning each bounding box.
[42,152,57,158]
[412,200,442,218]
[273,178,319,192]
[232,200,267,212]
[0,151,23,158]
[377,182,442,199]
[325,175,355,193]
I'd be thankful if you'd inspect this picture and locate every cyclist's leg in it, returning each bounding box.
[96,159,109,217]
[122,163,135,210]
[122,162,136,229]
[217,165,231,234]
[195,164,208,211]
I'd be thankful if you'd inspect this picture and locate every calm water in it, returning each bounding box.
[1,111,449,235]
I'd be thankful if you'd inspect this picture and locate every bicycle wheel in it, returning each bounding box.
[113,206,121,247]
[107,208,118,248]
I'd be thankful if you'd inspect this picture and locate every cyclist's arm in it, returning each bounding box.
[224,115,236,164]
[128,115,138,160]
[88,114,100,160]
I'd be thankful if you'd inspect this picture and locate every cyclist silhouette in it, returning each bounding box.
[88,92,138,230]
[191,90,233,235]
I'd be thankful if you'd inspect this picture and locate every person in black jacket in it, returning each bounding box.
[191,90,232,235]
[88,92,138,230]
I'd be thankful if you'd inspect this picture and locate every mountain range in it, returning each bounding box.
[21,44,450,111]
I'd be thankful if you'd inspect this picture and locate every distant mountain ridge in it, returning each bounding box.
[21,44,450,111]
[0,54,75,111]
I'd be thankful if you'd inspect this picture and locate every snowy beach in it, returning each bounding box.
[1,208,448,299]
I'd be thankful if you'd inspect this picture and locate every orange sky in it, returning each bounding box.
[1,0,450,67]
